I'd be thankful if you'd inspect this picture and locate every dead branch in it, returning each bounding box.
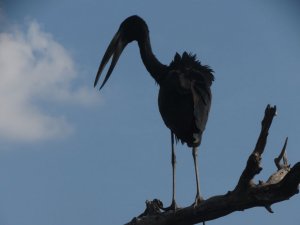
[125,105,300,225]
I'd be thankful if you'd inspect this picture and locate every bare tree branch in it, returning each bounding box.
[274,137,289,170]
[125,105,300,225]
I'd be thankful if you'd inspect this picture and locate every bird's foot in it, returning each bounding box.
[160,199,179,212]
[191,195,204,208]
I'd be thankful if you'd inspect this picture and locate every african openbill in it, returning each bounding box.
[94,15,214,210]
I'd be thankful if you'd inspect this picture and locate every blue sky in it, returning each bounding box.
[0,0,299,225]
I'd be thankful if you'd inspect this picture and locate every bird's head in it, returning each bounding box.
[119,15,149,43]
[94,15,149,89]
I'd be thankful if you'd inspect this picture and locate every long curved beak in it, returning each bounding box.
[94,31,127,89]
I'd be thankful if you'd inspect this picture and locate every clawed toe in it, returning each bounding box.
[161,200,179,212]
[192,195,204,208]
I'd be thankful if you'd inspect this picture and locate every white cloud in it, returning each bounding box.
[0,21,98,142]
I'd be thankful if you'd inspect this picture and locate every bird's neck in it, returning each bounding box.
[137,35,166,83]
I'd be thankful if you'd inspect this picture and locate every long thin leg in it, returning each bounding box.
[170,131,177,209]
[193,147,206,225]
[192,146,203,205]
[162,131,178,211]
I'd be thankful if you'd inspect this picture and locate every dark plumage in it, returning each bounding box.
[161,52,214,147]
[94,15,214,209]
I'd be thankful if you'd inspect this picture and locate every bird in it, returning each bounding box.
[94,15,214,210]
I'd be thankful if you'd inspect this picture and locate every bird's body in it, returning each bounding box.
[158,52,213,147]
[94,15,214,210]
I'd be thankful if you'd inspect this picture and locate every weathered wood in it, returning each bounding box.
[125,105,300,225]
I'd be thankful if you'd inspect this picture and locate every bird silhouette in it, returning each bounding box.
[94,15,214,210]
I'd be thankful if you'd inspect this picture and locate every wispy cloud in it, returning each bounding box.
[0,20,98,142]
